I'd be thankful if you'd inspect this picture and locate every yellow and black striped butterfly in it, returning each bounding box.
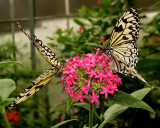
[8,22,63,109]
[104,8,150,87]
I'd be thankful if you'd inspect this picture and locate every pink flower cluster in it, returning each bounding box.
[62,48,122,104]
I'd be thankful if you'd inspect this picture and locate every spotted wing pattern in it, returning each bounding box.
[106,8,150,86]
[8,66,61,109]
[109,8,140,68]
[111,54,150,87]
[8,23,63,109]
[16,22,61,67]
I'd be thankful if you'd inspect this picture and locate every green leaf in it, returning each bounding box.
[74,102,90,110]
[154,1,160,9]
[95,20,103,25]
[46,36,54,40]
[130,87,154,99]
[110,91,154,113]
[78,6,87,16]
[99,88,154,128]
[51,119,77,128]
[101,0,111,8]
[1,98,15,106]
[84,43,100,47]
[93,124,98,128]
[74,19,85,26]
[57,36,70,43]
[67,97,75,110]
[0,61,21,68]
[55,28,63,35]
[0,79,16,102]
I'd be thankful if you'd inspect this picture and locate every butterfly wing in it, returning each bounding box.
[112,43,138,67]
[16,22,61,67]
[8,66,61,109]
[111,53,150,87]
[8,23,63,109]
[109,8,140,67]
[107,8,150,86]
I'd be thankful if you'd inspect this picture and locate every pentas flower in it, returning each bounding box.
[61,98,65,103]
[97,0,101,5]
[62,48,122,104]
[7,110,19,124]
[78,26,85,33]
[56,116,61,122]
[100,37,106,41]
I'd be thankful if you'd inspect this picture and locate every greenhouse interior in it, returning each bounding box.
[0,0,160,128]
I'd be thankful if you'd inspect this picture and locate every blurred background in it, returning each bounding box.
[0,0,160,128]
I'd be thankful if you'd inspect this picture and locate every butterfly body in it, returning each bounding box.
[104,8,150,87]
[104,46,113,55]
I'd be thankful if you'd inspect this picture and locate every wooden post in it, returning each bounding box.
[28,0,36,70]
[64,0,70,30]
[9,0,16,60]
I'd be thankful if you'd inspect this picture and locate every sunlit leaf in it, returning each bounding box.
[110,91,155,113]
[101,0,111,8]
[56,28,63,35]
[74,19,85,26]
[0,61,21,68]
[51,119,77,128]
[98,88,154,128]
[67,97,75,110]
[0,79,16,102]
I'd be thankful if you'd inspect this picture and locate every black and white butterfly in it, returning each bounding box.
[8,23,63,109]
[104,8,150,87]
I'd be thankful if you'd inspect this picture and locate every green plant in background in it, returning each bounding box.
[0,0,160,127]
[47,0,160,128]
[0,61,20,128]
[60,49,155,128]
[48,0,138,62]
[0,40,17,61]
[0,79,15,128]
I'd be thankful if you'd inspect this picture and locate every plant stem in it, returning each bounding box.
[89,103,93,128]
[0,105,11,128]
[100,95,104,121]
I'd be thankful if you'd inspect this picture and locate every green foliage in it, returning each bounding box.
[0,79,16,104]
[48,0,134,62]
[51,119,77,128]
[46,0,160,127]
[109,91,154,113]
[0,79,16,128]
[0,40,17,61]
[67,96,75,110]
[99,88,154,127]
[0,61,22,68]
[0,0,160,127]
[138,1,160,88]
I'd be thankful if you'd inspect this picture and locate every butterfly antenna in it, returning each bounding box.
[16,22,34,43]
[145,81,152,89]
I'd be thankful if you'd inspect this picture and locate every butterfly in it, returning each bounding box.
[8,22,63,109]
[104,8,150,87]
